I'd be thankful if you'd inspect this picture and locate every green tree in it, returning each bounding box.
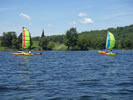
[32,36,40,41]
[64,28,78,50]
[29,33,33,48]
[77,36,90,50]
[96,38,105,49]
[47,41,55,50]
[47,35,64,43]
[1,32,17,48]
[12,39,19,49]
[1,32,6,46]
[18,33,22,49]
[124,39,133,49]
[116,40,122,49]
[39,30,49,50]
[39,37,49,50]
[41,29,45,37]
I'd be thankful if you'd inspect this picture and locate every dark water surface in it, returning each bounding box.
[0,50,133,100]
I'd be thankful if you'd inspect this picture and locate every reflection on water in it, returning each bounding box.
[105,54,115,62]
[19,55,35,100]
[21,55,30,64]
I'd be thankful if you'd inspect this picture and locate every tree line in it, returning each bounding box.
[38,24,133,50]
[0,24,133,50]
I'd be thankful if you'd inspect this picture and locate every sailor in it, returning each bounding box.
[110,50,112,54]
[29,51,31,53]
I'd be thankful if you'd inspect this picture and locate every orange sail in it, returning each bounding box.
[22,27,31,49]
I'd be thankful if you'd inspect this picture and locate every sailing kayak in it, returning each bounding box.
[11,27,41,56]
[12,51,42,55]
[98,51,117,55]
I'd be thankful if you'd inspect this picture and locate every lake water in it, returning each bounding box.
[0,50,133,100]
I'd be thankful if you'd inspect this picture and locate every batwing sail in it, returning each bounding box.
[22,27,31,49]
[106,32,115,49]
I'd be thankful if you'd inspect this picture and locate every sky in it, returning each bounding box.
[0,0,133,36]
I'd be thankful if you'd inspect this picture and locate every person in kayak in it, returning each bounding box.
[110,50,112,54]
[29,50,31,54]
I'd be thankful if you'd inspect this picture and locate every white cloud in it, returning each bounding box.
[19,13,31,20]
[80,18,94,24]
[78,12,88,17]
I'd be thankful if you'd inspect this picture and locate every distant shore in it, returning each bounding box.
[0,47,132,51]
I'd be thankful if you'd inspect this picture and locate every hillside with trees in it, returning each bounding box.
[0,24,133,51]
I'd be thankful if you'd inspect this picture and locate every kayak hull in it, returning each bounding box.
[12,52,42,55]
[98,51,117,55]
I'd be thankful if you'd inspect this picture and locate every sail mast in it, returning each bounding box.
[22,27,25,51]
[105,31,108,50]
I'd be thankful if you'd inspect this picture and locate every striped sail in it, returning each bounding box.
[106,32,115,49]
[22,27,31,49]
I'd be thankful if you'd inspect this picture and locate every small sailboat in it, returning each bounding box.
[12,27,42,55]
[98,32,117,55]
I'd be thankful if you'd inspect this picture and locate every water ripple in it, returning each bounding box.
[0,51,133,100]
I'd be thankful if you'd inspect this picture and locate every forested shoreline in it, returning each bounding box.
[0,24,133,51]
